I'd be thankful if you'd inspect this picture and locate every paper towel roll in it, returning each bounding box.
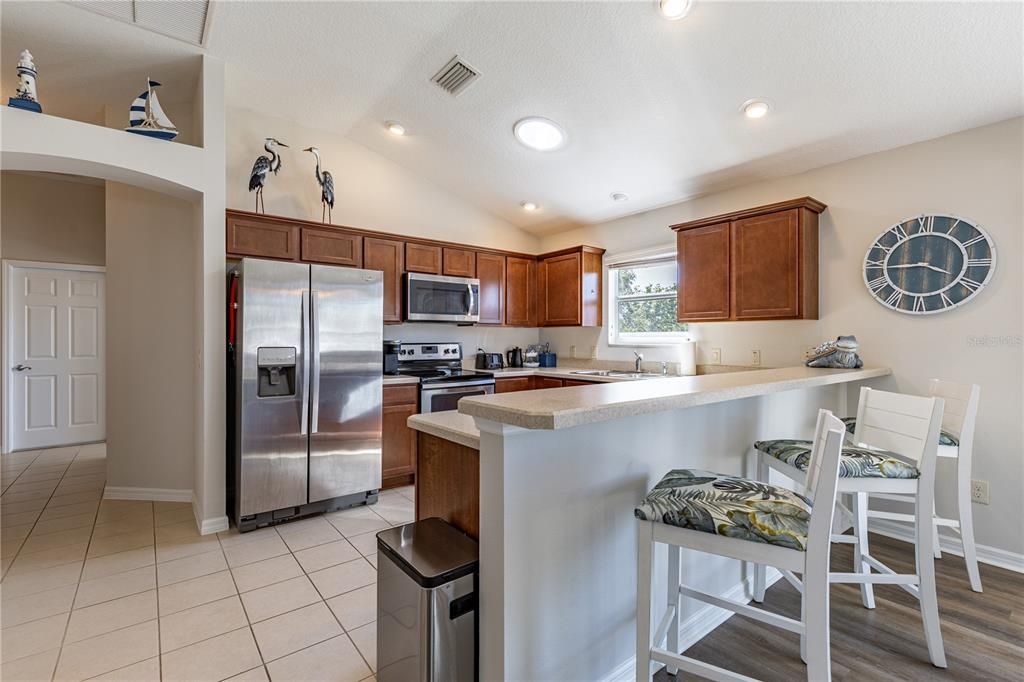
[676,341,696,376]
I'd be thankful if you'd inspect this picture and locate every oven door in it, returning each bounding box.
[421,382,495,414]
[405,273,480,323]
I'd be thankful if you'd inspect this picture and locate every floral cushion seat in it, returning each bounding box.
[840,417,959,447]
[755,439,920,479]
[634,469,813,551]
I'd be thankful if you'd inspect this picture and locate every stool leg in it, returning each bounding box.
[636,521,654,682]
[752,453,769,603]
[916,484,947,668]
[666,543,680,675]
[852,492,876,609]
[932,500,942,559]
[803,568,831,681]
[957,459,983,592]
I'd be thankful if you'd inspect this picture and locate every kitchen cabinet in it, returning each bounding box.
[476,252,505,325]
[534,376,565,389]
[538,246,605,327]
[443,248,477,277]
[405,243,442,274]
[495,376,532,393]
[301,227,362,267]
[226,213,299,261]
[562,379,597,387]
[364,237,404,324]
[382,384,418,487]
[505,256,536,327]
[671,197,825,322]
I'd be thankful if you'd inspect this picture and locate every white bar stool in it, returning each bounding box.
[635,410,846,681]
[845,380,982,592]
[752,387,947,669]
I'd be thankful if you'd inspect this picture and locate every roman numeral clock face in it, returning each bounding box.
[864,214,996,315]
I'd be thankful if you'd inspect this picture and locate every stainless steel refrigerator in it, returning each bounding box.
[228,257,383,532]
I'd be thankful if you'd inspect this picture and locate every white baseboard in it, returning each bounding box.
[604,568,784,682]
[103,486,192,502]
[191,492,229,536]
[870,519,1024,574]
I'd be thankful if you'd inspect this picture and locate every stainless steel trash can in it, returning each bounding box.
[377,517,478,682]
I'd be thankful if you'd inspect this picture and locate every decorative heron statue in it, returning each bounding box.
[303,146,335,223]
[248,137,288,213]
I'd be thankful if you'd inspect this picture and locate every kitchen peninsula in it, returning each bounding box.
[408,365,891,681]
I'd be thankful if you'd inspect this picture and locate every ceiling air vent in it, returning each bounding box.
[431,56,480,97]
[69,0,211,47]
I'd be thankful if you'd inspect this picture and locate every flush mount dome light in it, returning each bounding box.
[385,121,406,136]
[611,192,629,202]
[741,99,770,119]
[658,0,693,20]
[521,201,540,211]
[513,117,566,151]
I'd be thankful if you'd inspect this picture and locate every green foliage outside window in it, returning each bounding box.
[616,266,689,335]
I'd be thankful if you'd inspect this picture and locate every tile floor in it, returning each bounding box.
[1,444,415,681]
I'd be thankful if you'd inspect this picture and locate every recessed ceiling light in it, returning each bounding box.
[521,201,539,212]
[385,121,406,136]
[611,192,629,202]
[741,100,770,119]
[658,0,693,21]
[513,117,566,151]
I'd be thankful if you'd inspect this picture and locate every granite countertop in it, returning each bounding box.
[383,375,420,386]
[408,411,480,449]
[459,366,891,431]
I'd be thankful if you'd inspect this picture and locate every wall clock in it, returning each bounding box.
[863,214,996,315]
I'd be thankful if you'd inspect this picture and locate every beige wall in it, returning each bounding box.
[539,117,1024,556]
[105,182,195,493]
[1,171,106,265]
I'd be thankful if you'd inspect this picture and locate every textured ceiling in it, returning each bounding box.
[4,2,1022,235]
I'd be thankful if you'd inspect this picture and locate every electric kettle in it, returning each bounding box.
[506,346,524,368]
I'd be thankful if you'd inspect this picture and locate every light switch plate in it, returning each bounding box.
[710,348,722,364]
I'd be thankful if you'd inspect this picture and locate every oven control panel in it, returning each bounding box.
[398,342,462,361]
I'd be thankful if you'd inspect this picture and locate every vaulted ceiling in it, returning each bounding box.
[4,1,1022,235]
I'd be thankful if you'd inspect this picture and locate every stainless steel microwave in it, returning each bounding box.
[404,273,480,323]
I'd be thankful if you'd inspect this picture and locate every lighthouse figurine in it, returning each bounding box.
[8,50,42,113]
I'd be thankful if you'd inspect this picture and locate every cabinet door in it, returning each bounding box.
[364,237,405,323]
[301,227,363,267]
[539,253,582,326]
[476,253,506,325]
[443,248,477,277]
[406,243,442,274]
[382,402,417,481]
[562,379,597,387]
[495,377,532,393]
[226,214,299,260]
[731,210,801,319]
[505,256,536,327]
[533,376,564,389]
[676,223,730,321]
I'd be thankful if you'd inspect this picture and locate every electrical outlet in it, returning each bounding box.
[589,346,598,359]
[710,348,722,365]
[569,345,576,359]
[751,350,761,366]
[970,479,990,505]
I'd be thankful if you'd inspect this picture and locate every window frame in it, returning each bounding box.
[606,247,690,347]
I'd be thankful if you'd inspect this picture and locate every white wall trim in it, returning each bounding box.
[192,491,229,536]
[604,243,676,267]
[2,259,108,455]
[104,485,192,502]
[604,568,784,682]
[870,519,1024,574]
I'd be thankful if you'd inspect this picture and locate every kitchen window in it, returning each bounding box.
[607,250,689,346]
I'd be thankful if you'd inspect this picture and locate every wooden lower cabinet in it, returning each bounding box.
[382,384,417,488]
[415,433,479,540]
[495,376,532,393]
[533,376,565,389]
[562,379,595,387]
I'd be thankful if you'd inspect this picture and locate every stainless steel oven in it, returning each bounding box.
[420,379,494,414]
[405,273,480,323]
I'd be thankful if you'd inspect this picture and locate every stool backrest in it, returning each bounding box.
[851,387,944,466]
[929,379,980,447]
[804,410,846,559]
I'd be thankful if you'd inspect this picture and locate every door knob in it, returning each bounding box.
[13,364,31,371]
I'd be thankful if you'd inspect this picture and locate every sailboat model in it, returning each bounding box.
[125,78,177,141]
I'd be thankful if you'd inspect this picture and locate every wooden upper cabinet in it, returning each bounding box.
[676,223,731,321]
[671,197,825,322]
[364,237,405,323]
[505,256,536,327]
[405,243,442,274]
[301,227,362,267]
[443,248,476,278]
[476,252,505,325]
[537,246,604,327]
[226,213,299,261]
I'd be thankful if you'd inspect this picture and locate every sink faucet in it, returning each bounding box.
[633,350,643,372]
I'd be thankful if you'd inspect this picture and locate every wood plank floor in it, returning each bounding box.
[655,533,1024,681]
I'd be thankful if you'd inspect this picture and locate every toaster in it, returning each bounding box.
[475,352,504,370]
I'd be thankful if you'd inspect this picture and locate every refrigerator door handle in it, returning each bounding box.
[300,289,311,436]
[310,290,321,433]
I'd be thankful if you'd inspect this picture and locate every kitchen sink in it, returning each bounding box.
[570,369,659,379]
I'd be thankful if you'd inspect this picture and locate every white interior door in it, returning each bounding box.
[8,264,105,451]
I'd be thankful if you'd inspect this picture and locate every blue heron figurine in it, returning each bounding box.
[248,137,288,213]
[304,147,335,223]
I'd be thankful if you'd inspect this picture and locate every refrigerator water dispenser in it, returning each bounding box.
[256,347,296,397]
